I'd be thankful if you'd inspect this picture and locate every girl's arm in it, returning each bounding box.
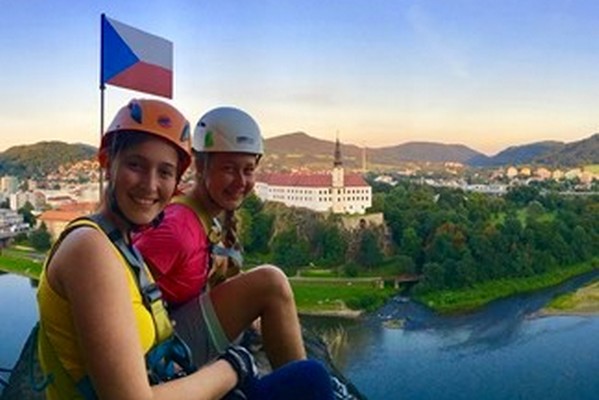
[49,227,237,400]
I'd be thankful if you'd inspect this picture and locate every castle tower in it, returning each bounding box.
[331,132,345,213]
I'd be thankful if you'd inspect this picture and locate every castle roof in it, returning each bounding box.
[257,172,369,188]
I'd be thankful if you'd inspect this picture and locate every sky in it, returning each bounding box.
[1,0,598,156]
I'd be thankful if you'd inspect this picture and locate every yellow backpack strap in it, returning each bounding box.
[85,214,174,343]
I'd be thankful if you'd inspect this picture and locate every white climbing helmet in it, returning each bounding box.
[192,106,264,155]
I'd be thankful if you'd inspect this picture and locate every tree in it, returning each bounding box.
[271,229,309,275]
[318,224,347,267]
[29,222,51,252]
[455,249,477,287]
[248,213,274,254]
[400,227,421,261]
[18,201,36,226]
[356,229,383,270]
[505,185,540,207]
[526,200,545,219]
[416,262,444,292]
[393,255,416,275]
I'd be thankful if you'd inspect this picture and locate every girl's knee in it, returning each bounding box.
[252,265,293,301]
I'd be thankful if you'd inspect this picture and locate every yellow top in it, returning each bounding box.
[37,220,156,398]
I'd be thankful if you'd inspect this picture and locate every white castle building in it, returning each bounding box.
[254,138,372,214]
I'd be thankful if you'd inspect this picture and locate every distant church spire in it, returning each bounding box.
[334,131,343,167]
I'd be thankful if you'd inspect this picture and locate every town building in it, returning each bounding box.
[38,202,97,240]
[255,137,372,214]
[0,176,19,194]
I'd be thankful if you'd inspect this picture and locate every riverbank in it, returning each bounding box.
[0,250,395,318]
[3,247,598,318]
[415,258,599,314]
[540,279,599,316]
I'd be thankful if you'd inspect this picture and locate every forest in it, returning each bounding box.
[238,180,599,295]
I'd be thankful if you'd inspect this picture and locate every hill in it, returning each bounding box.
[375,142,481,164]
[263,132,483,171]
[263,132,599,170]
[468,141,565,167]
[534,133,599,166]
[0,141,97,178]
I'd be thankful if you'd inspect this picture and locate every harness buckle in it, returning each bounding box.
[143,283,163,304]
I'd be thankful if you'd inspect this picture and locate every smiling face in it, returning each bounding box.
[110,136,179,225]
[197,152,258,214]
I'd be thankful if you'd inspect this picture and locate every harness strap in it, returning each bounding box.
[86,214,173,343]
[171,196,244,268]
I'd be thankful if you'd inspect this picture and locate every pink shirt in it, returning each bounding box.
[134,203,209,306]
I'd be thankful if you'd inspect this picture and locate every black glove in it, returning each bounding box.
[218,345,258,389]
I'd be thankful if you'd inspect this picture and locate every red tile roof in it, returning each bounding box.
[39,210,87,223]
[38,202,98,223]
[58,202,99,213]
[257,172,369,187]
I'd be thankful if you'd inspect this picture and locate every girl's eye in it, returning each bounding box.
[127,161,143,170]
[159,168,176,179]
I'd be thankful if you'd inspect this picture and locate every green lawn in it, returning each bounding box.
[0,253,43,279]
[291,280,397,313]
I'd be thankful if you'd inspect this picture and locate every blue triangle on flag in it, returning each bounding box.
[101,16,139,84]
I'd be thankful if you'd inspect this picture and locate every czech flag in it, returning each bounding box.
[101,14,173,98]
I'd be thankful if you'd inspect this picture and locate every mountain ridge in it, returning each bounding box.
[1,133,597,178]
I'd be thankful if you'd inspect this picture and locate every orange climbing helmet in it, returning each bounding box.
[99,99,192,174]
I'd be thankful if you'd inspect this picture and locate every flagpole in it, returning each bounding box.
[99,84,105,198]
[99,13,106,200]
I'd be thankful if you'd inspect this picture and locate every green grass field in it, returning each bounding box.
[291,280,397,313]
[0,253,43,279]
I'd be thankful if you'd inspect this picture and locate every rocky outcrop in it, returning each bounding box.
[2,325,367,400]
[242,326,367,399]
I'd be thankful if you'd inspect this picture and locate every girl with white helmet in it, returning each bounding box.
[134,107,348,399]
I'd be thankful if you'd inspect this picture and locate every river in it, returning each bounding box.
[1,271,598,399]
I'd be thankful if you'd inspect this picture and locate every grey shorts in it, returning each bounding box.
[170,292,232,366]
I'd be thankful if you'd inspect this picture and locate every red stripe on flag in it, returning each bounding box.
[107,62,173,98]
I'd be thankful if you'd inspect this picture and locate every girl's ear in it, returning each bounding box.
[104,160,114,181]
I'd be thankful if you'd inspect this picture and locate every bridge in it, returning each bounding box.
[289,273,421,289]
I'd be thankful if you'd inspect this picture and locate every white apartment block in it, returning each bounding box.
[0,176,19,194]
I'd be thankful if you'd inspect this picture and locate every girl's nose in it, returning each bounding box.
[141,169,159,190]
[233,169,245,187]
